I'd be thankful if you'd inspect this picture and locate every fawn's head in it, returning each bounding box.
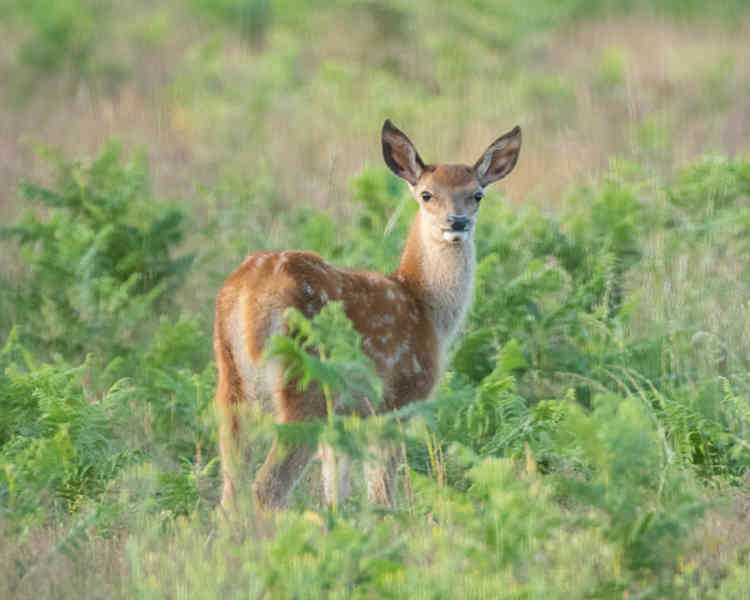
[382,119,521,244]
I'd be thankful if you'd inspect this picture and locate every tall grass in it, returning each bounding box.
[2,138,750,597]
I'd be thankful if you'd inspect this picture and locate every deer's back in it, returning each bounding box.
[214,250,440,411]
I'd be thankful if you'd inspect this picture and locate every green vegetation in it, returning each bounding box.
[3,140,750,598]
[2,143,192,364]
[1,0,750,598]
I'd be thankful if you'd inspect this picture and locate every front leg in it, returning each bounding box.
[364,443,401,508]
[320,444,352,509]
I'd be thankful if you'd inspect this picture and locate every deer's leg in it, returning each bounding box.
[365,444,400,508]
[218,404,240,511]
[320,443,352,508]
[252,437,316,508]
[252,382,323,509]
[215,341,251,513]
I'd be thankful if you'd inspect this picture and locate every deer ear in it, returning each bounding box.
[382,120,425,185]
[473,126,522,186]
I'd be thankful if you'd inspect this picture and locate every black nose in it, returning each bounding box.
[448,215,470,232]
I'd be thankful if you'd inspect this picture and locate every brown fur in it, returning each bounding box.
[216,249,440,411]
[427,164,476,187]
[214,120,521,510]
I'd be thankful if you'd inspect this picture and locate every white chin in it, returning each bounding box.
[442,231,469,243]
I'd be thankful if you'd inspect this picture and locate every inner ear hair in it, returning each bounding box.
[382,119,425,185]
[474,125,522,186]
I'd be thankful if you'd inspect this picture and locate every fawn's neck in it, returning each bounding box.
[396,210,476,356]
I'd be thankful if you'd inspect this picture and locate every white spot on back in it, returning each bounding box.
[382,339,410,371]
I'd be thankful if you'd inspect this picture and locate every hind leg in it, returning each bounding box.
[252,437,316,508]
[252,383,324,509]
[218,400,259,512]
[215,341,250,513]
[218,405,241,511]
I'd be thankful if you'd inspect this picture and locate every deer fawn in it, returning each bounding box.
[214,120,521,510]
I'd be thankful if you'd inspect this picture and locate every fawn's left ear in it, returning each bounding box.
[382,119,425,186]
[473,126,522,186]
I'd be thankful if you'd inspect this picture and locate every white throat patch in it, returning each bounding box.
[418,218,476,358]
[442,230,470,243]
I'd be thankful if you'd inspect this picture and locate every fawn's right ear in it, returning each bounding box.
[382,120,425,185]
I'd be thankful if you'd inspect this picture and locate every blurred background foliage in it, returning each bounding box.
[1,0,750,598]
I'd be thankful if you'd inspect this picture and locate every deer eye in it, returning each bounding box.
[474,191,484,203]
[421,191,432,202]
